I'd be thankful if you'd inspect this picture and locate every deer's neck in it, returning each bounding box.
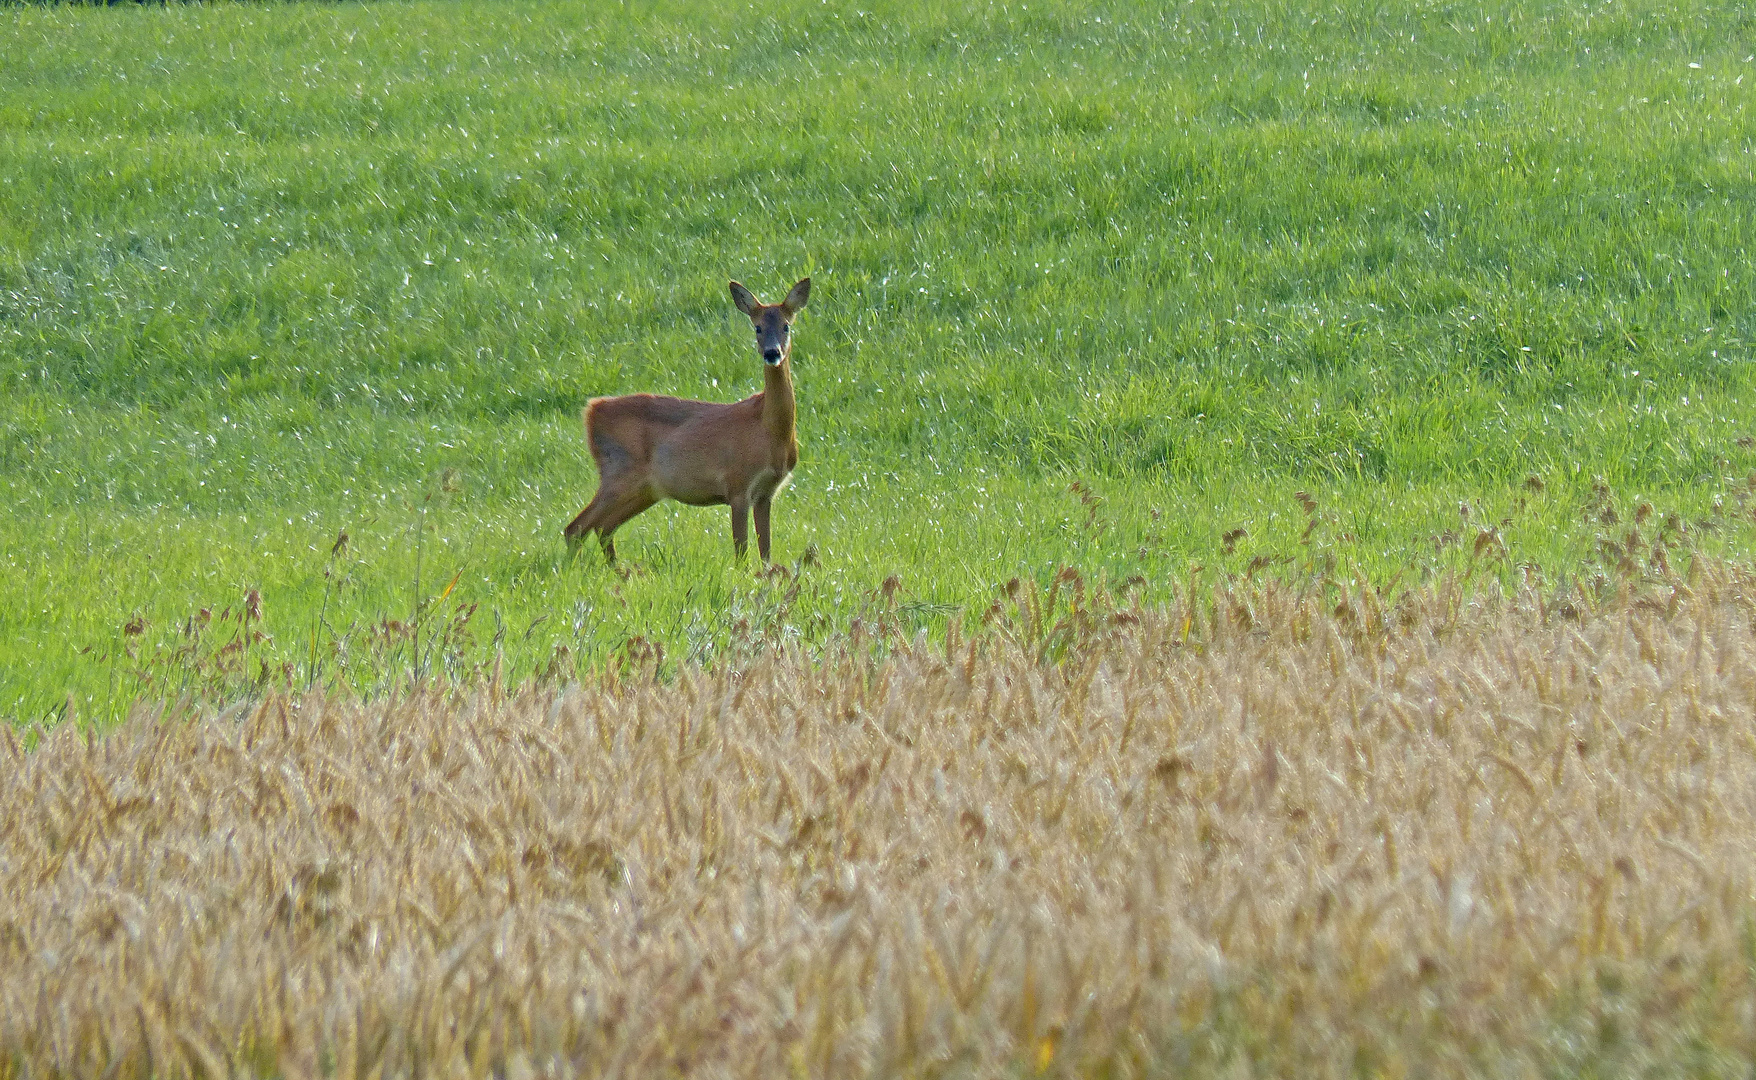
[762,358,796,446]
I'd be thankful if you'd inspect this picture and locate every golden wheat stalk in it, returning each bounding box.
[4,569,1755,1078]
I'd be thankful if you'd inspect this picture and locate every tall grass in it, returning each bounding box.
[3,0,1755,719]
[5,570,1756,1076]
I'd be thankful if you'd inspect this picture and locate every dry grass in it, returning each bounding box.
[6,569,1756,1079]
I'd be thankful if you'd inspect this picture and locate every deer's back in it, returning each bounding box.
[586,393,728,464]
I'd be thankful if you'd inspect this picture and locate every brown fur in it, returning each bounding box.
[564,278,809,563]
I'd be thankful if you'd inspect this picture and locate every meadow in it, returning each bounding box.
[2,0,1754,720]
[6,3,1756,1075]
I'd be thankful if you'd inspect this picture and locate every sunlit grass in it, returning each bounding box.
[2,0,1754,719]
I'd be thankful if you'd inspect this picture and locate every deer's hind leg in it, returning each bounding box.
[566,413,651,561]
[590,488,657,563]
[564,491,606,546]
[564,480,618,548]
[566,483,656,564]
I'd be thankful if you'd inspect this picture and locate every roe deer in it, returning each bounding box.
[564,277,810,564]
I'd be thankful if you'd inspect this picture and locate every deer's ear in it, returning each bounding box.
[781,277,811,315]
[729,281,759,317]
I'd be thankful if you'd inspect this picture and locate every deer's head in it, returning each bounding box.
[729,278,810,366]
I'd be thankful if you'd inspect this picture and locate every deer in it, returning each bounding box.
[563,277,810,565]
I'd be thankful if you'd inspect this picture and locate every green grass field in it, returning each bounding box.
[3,0,1754,721]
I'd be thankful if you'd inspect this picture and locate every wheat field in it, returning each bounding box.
[5,570,1756,1078]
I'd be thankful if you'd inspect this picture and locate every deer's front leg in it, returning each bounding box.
[730,499,750,560]
[753,496,773,564]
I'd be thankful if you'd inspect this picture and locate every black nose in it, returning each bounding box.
[762,348,783,362]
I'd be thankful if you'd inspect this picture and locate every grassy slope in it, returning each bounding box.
[1,0,1753,719]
